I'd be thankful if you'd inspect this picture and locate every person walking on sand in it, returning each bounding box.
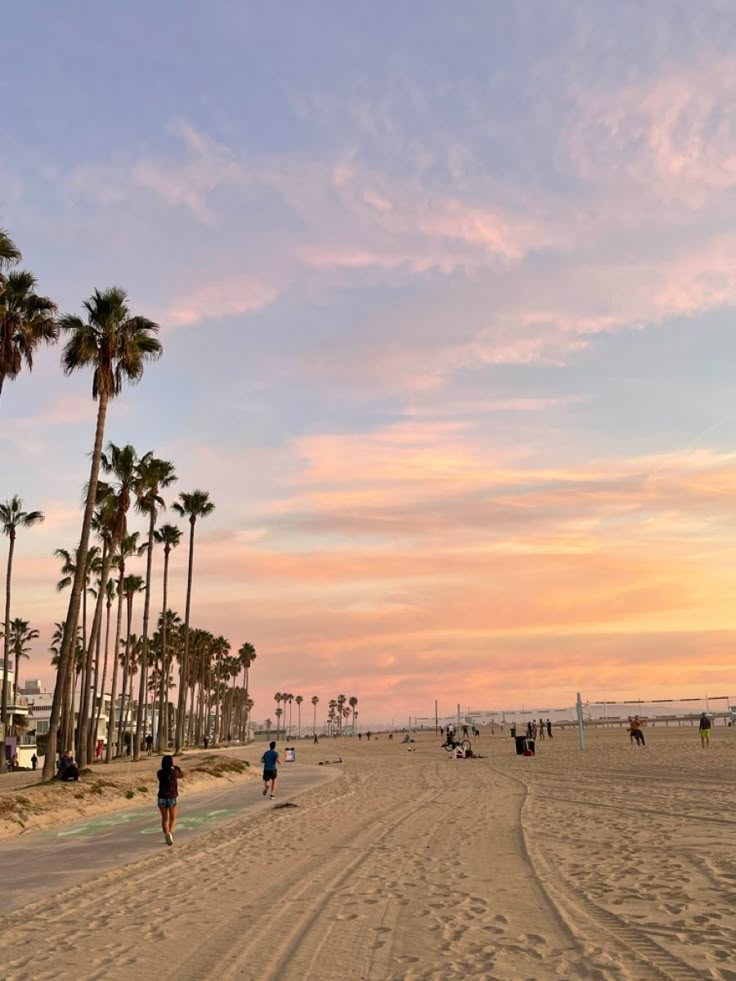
[261,741,280,799]
[157,755,183,846]
[546,719,553,739]
[630,715,645,746]
[699,712,712,749]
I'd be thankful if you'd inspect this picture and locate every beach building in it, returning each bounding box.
[22,681,119,761]
[0,664,34,767]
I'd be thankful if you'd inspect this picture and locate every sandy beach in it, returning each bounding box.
[1,726,735,980]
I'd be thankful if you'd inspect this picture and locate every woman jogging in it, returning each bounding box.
[157,755,183,846]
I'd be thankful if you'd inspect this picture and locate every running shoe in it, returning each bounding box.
[262,786,268,796]
[165,831,173,846]
[270,794,275,799]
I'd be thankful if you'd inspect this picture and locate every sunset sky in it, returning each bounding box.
[3,2,736,723]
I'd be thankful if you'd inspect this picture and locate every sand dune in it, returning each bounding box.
[1,726,734,979]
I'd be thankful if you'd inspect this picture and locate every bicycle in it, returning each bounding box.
[442,736,472,754]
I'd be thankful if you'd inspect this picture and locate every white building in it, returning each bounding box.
[1,664,34,767]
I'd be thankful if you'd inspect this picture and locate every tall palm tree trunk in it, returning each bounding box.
[105,568,125,764]
[78,542,113,764]
[175,519,195,752]
[156,560,171,752]
[117,595,133,755]
[133,510,156,760]
[92,593,113,762]
[44,395,108,778]
[0,533,15,772]
[187,679,196,746]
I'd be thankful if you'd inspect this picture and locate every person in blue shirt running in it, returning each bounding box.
[261,741,281,798]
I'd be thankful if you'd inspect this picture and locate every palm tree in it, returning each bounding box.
[274,693,283,737]
[349,696,358,733]
[0,618,39,703]
[76,446,139,764]
[104,533,141,763]
[83,487,118,762]
[91,577,116,759]
[153,525,181,750]
[55,544,101,759]
[275,706,283,734]
[0,228,21,271]
[132,454,176,760]
[336,694,347,736]
[285,693,294,738]
[0,497,44,772]
[45,288,161,779]
[237,641,256,740]
[0,269,57,397]
[117,574,144,755]
[311,695,319,736]
[295,695,303,739]
[172,490,214,751]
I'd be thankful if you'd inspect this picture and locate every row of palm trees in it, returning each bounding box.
[271,692,359,737]
[0,226,258,775]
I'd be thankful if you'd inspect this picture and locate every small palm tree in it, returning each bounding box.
[172,490,214,750]
[45,288,161,779]
[76,445,139,763]
[105,533,142,763]
[349,696,358,733]
[0,497,44,771]
[285,693,294,738]
[237,641,256,740]
[274,692,283,737]
[0,269,57,396]
[153,524,182,750]
[295,695,303,738]
[0,618,39,703]
[311,695,319,736]
[117,573,145,754]
[133,454,176,759]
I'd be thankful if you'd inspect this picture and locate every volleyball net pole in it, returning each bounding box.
[576,692,586,751]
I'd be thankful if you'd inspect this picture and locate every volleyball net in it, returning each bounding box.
[416,693,735,730]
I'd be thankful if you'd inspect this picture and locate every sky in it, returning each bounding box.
[2,1,736,723]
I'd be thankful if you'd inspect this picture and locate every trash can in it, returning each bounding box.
[514,735,527,756]
[510,725,517,739]
[285,747,295,762]
[525,739,535,756]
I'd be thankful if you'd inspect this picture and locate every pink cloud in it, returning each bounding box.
[161,276,277,327]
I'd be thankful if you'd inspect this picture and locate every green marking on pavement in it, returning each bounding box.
[141,808,237,833]
[46,810,149,838]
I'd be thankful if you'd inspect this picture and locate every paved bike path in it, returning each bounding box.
[0,763,339,914]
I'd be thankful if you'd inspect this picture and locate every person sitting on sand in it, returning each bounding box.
[157,754,183,846]
[699,712,712,749]
[56,750,80,781]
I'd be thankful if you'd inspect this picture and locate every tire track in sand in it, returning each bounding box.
[496,763,701,980]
